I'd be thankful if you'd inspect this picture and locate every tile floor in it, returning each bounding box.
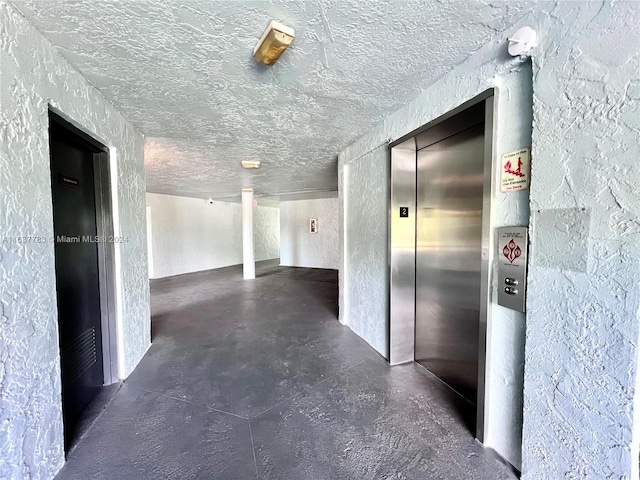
[55,260,517,479]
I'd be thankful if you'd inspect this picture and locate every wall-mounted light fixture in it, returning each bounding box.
[253,20,294,66]
[507,27,537,56]
[241,160,261,169]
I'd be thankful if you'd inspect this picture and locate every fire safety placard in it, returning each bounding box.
[500,148,530,192]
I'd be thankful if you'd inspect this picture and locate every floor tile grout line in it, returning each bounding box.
[125,383,249,420]
[308,358,368,390]
[250,391,302,421]
[123,356,368,426]
[250,358,368,421]
[247,418,259,479]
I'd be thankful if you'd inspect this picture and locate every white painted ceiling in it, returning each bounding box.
[10,0,540,201]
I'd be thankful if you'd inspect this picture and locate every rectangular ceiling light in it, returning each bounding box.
[241,160,261,169]
[253,20,294,66]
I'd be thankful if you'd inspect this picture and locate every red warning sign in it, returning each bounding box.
[504,157,525,177]
[501,148,530,192]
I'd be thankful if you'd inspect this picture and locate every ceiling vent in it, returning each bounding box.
[253,20,294,66]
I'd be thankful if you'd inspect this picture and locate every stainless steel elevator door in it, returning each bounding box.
[415,123,485,404]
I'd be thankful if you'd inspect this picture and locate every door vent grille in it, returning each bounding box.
[61,326,97,383]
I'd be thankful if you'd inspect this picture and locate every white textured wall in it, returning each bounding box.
[339,3,640,477]
[146,193,279,278]
[340,155,388,355]
[0,2,150,479]
[524,3,640,479]
[255,203,280,263]
[487,69,532,468]
[280,197,339,270]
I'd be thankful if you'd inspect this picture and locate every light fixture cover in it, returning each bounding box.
[253,20,294,65]
[241,160,261,169]
[507,27,537,57]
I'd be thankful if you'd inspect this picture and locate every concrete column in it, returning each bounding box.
[241,188,255,280]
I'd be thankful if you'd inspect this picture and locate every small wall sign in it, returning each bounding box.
[399,207,409,218]
[310,218,318,233]
[497,226,529,312]
[500,148,530,192]
[58,174,79,188]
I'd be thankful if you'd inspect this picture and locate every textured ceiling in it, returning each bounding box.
[10,0,539,200]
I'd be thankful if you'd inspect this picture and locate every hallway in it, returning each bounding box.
[55,261,516,479]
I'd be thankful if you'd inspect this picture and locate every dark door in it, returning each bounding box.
[49,119,104,449]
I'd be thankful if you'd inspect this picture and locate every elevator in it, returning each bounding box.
[388,92,494,440]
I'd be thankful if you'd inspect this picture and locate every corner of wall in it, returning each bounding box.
[338,153,347,325]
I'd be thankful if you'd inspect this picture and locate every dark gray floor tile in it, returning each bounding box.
[55,384,255,480]
[126,262,377,418]
[57,260,517,480]
[65,381,122,454]
[251,361,517,480]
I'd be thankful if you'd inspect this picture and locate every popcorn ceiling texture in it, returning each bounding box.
[7,0,540,201]
[279,197,338,270]
[0,2,150,478]
[146,193,279,279]
[339,2,640,477]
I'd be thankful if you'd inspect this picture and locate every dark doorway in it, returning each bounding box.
[49,112,114,451]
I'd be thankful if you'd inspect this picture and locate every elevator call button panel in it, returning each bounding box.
[497,226,529,312]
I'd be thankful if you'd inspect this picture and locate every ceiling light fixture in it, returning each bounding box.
[241,160,261,169]
[253,20,294,66]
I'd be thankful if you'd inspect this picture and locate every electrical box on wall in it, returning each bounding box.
[497,227,529,312]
